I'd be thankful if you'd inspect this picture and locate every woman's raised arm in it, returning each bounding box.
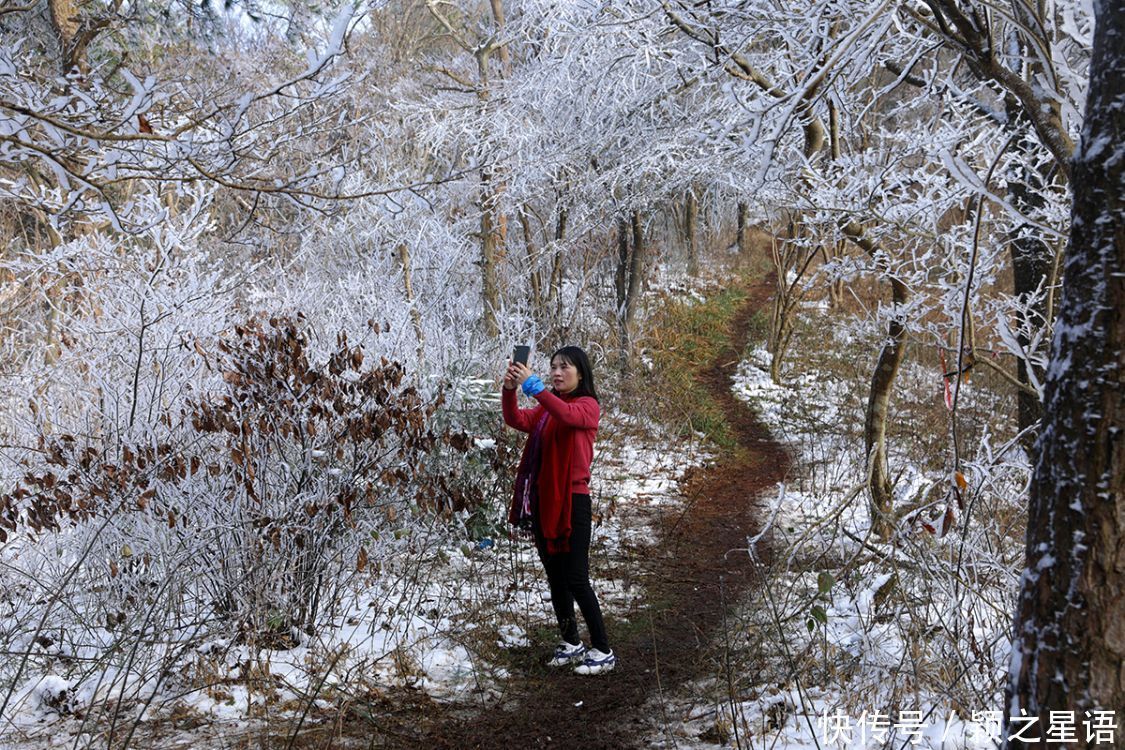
[502,386,543,432]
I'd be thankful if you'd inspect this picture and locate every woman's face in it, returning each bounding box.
[550,355,581,394]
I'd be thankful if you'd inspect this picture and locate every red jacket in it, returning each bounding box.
[502,386,599,553]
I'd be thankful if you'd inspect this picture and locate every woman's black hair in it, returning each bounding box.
[550,346,599,402]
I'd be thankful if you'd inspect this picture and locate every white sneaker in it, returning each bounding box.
[574,648,616,675]
[547,641,587,667]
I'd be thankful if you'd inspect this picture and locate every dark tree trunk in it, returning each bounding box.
[615,215,629,325]
[1004,2,1125,743]
[828,97,841,160]
[550,206,567,316]
[613,211,646,367]
[825,98,846,309]
[479,171,502,337]
[614,215,631,367]
[841,220,911,539]
[865,276,909,539]
[1004,98,1057,448]
[626,210,645,335]
[737,201,750,255]
[685,190,699,276]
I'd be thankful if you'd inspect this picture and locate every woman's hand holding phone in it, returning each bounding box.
[509,362,532,387]
[504,346,532,391]
[503,362,533,389]
[502,361,518,390]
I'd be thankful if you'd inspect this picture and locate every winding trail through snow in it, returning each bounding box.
[318,276,792,749]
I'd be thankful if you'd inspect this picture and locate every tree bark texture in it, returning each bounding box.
[48,0,79,71]
[627,210,645,334]
[487,0,511,73]
[1005,96,1056,448]
[550,206,566,316]
[615,215,629,326]
[864,276,909,539]
[841,220,911,540]
[737,202,750,255]
[614,212,646,365]
[479,167,502,337]
[685,189,699,277]
[825,99,845,308]
[1004,2,1125,744]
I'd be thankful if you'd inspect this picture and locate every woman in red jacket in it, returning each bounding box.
[502,346,615,675]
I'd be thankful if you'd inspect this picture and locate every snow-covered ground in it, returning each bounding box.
[0,288,1034,750]
[643,317,1029,749]
[0,408,713,749]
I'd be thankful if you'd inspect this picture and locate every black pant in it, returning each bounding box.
[536,494,610,653]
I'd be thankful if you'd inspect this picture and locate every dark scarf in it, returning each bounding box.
[509,393,585,554]
[510,410,549,532]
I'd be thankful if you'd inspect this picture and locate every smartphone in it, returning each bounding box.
[513,345,530,366]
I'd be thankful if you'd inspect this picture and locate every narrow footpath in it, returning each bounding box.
[325,276,792,750]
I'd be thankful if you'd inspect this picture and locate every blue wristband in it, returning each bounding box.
[522,374,546,396]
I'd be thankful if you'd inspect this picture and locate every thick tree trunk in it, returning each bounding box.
[865,276,909,539]
[1004,3,1125,743]
[48,0,80,72]
[1001,5,1062,449]
[614,211,646,366]
[737,201,750,255]
[841,220,910,539]
[1007,196,1052,445]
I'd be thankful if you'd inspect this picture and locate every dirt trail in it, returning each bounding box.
[326,278,790,749]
